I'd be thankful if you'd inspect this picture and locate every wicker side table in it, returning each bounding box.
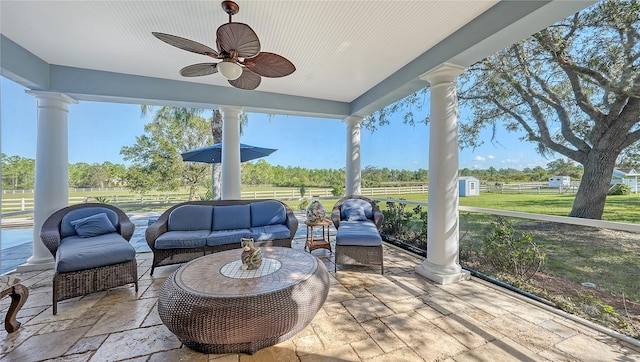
[158,247,330,355]
[305,219,332,253]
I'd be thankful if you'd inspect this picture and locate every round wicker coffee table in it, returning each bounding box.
[158,246,330,355]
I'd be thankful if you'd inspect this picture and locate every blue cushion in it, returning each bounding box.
[212,205,251,231]
[250,200,287,227]
[207,229,251,246]
[154,230,209,249]
[336,220,382,246]
[56,233,136,273]
[69,212,116,238]
[345,206,368,221]
[61,207,118,238]
[168,205,213,231]
[250,225,291,241]
[341,199,373,220]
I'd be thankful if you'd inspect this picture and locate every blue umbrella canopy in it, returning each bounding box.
[181,143,277,164]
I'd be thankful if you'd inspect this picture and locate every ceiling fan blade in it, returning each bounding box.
[216,23,260,58]
[245,52,296,78]
[180,63,218,77]
[153,32,218,57]
[228,68,261,90]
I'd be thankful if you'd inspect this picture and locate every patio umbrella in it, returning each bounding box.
[181,143,277,164]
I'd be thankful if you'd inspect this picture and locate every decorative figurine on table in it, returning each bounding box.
[240,238,263,270]
[306,199,326,222]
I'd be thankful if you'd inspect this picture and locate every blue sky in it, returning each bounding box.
[1,77,554,171]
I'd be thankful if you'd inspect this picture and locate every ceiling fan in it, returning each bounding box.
[153,1,295,90]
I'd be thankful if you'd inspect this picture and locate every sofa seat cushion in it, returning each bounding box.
[168,205,213,231]
[155,230,209,249]
[250,225,291,241]
[336,220,382,246]
[207,229,251,247]
[56,233,136,273]
[250,200,287,227]
[212,205,251,231]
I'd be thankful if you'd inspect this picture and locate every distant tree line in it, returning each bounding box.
[3,152,603,192]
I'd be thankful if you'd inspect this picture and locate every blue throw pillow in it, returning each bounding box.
[346,206,368,221]
[70,212,116,238]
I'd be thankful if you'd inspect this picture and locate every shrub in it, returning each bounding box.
[331,184,344,197]
[298,199,309,211]
[299,184,306,198]
[93,196,110,204]
[381,200,412,237]
[480,217,545,281]
[608,183,631,195]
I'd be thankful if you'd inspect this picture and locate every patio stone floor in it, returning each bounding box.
[1,213,639,361]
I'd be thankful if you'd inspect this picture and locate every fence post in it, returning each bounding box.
[21,198,25,211]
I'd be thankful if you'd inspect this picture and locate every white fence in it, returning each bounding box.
[1,186,429,215]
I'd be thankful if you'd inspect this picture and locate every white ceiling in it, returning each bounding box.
[0,0,596,118]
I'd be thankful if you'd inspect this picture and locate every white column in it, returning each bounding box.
[345,116,363,196]
[20,91,77,271]
[415,63,470,284]
[220,106,242,200]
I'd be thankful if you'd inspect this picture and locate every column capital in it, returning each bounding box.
[419,63,467,85]
[343,116,364,127]
[219,105,243,118]
[25,91,78,105]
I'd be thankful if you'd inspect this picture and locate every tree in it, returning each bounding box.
[457,0,640,219]
[545,159,583,180]
[122,107,212,198]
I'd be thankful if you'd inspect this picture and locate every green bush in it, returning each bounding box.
[299,184,306,198]
[381,200,412,237]
[331,184,344,197]
[298,199,310,211]
[608,183,631,195]
[480,217,545,281]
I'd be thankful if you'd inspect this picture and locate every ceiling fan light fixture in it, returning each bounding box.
[218,61,243,80]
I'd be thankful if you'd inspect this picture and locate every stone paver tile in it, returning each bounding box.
[351,337,385,360]
[421,292,473,316]
[453,337,546,362]
[363,347,424,362]
[463,306,504,322]
[342,296,395,323]
[43,350,94,361]
[366,282,420,304]
[85,298,156,336]
[431,314,496,349]
[360,319,388,334]
[312,312,369,348]
[555,334,628,361]
[0,324,44,355]
[325,283,356,304]
[537,346,584,362]
[89,324,181,361]
[537,319,578,339]
[348,287,373,298]
[369,330,406,354]
[414,304,444,320]
[322,302,350,317]
[36,319,77,334]
[210,353,241,361]
[148,347,210,361]
[28,297,101,324]
[507,303,555,325]
[142,303,163,327]
[66,334,108,355]
[2,326,89,361]
[336,272,377,289]
[381,312,467,361]
[240,340,298,362]
[293,333,326,356]
[20,289,54,309]
[486,314,564,353]
[299,343,360,362]
[384,296,427,314]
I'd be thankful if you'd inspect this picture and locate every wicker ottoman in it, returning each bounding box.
[158,247,330,354]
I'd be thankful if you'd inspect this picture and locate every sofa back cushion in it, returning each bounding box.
[340,199,373,221]
[212,204,251,231]
[61,207,119,238]
[168,205,213,231]
[250,200,287,227]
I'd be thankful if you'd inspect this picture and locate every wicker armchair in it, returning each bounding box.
[40,203,138,314]
[331,195,384,274]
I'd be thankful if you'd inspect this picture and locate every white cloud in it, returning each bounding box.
[488,155,495,159]
[473,156,485,161]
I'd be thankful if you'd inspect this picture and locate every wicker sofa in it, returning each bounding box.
[331,195,384,274]
[40,203,138,314]
[146,199,298,275]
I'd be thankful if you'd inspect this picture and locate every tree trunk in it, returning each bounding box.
[211,110,223,200]
[569,149,617,219]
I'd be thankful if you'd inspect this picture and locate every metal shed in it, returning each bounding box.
[459,176,480,197]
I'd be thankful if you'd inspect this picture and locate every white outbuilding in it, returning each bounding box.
[459,176,480,197]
